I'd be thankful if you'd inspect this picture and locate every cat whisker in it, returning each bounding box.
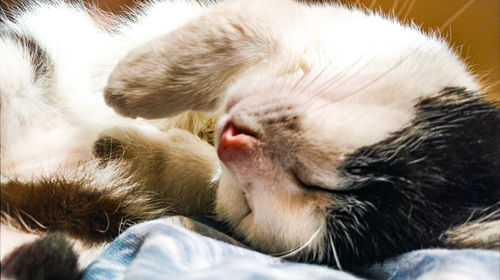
[368,0,379,10]
[337,47,418,100]
[96,210,110,233]
[271,225,323,259]
[296,67,335,106]
[14,209,38,234]
[18,208,47,230]
[312,43,424,113]
[328,233,343,270]
[310,43,378,98]
[296,45,380,110]
[439,0,475,32]
[402,0,416,19]
[288,68,314,96]
[485,79,499,92]
[396,0,411,18]
[118,217,126,234]
[288,59,335,100]
[391,0,400,13]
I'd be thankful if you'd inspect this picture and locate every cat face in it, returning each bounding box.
[1,0,497,273]
[210,5,480,263]
[100,0,495,268]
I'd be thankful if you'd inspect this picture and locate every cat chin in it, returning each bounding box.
[234,198,328,258]
[216,169,252,229]
[216,163,332,258]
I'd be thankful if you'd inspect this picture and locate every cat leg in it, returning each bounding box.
[94,126,220,216]
[104,0,307,119]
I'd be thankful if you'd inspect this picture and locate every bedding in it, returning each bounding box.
[83,217,500,280]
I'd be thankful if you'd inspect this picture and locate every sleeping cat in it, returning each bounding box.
[1,0,499,278]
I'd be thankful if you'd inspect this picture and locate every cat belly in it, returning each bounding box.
[1,120,97,181]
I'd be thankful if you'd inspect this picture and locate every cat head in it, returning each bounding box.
[103,1,490,267]
[212,11,479,266]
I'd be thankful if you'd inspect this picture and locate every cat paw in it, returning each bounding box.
[103,86,142,119]
[93,124,163,164]
[93,126,141,163]
[93,135,125,162]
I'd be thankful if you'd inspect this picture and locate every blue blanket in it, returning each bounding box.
[83,217,500,280]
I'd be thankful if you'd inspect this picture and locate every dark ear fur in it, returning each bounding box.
[1,233,81,280]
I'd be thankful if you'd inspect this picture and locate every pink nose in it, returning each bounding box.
[217,123,255,163]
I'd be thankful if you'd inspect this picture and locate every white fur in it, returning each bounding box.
[0,0,211,180]
[204,0,480,256]
[1,0,483,264]
[0,0,214,260]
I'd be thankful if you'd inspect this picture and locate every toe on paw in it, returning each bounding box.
[93,137,125,162]
[103,87,138,118]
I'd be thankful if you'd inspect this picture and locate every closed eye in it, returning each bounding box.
[292,173,332,193]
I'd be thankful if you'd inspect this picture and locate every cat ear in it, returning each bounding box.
[104,2,281,119]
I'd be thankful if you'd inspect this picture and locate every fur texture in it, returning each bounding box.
[1,0,498,276]
[1,233,80,280]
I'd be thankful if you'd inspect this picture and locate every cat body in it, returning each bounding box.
[1,0,499,277]
[1,0,220,268]
[1,0,216,180]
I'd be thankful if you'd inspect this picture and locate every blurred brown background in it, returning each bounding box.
[1,0,498,98]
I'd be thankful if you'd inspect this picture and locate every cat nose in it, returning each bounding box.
[217,123,257,163]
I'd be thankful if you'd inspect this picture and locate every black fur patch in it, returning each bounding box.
[1,233,81,280]
[94,136,126,164]
[0,30,52,81]
[296,88,500,269]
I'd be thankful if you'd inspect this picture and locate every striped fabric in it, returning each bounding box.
[83,217,500,280]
